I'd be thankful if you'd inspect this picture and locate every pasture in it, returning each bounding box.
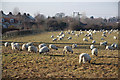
[1,30,119,79]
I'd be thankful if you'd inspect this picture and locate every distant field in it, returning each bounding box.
[1,31,119,79]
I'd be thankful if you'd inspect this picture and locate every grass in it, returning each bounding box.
[1,31,119,79]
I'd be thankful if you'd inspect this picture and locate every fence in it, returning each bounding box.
[2,29,43,39]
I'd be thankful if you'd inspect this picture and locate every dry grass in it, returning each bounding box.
[1,31,119,79]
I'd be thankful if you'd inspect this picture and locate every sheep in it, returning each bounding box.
[26,42,33,46]
[79,53,91,64]
[53,38,57,41]
[111,43,118,49]
[39,46,49,54]
[68,37,72,40]
[100,41,107,46]
[102,34,107,37]
[4,42,9,47]
[75,34,79,37]
[22,44,28,51]
[92,40,96,44]
[91,48,98,56]
[83,38,88,42]
[38,43,46,49]
[72,44,77,48]
[63,46,73,54]
[90,45,94,50]
[113,36,117,40]
[51,35,54,38]
[11,43,20,50]
[88,36,93,40]
[28,46,37,53]
[101,38,104,40]
[105,46,114,50]
[49,44,58,50]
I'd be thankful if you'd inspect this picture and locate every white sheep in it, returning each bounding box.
[105,46,114,50]
[68,37,72,40]
[11,43,20,50]
[4,42,9,47]
[49,44,58,50]
[39,46,49,54]
[28,46,37,53]
[79,53,91,64]
[51,35,54,38]
[72,44,77,48]
[90,45,94,50]
[91,48,98,56]
[63,46,73,54]
[88,36,93,40]
[26,42,33,46]
[22,44,28,51]
[113,36,117,40]
[53,38,57,41]
[83,38,88,42]
[38,43,46,49]
[92,40,96,44]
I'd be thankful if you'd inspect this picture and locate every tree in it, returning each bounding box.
[13,7,20,15]
[55,12,65,18]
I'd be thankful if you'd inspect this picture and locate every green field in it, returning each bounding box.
[2,31,119,79]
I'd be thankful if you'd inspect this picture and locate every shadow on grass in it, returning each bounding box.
[91,62,118,66]
[46,54,65,57]
[98,56,119,58]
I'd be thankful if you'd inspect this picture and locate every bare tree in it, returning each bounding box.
[13,7,20,15]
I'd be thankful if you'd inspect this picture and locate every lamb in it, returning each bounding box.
[38,43,46,49]
[39,46,49,54]
[91,48,98,56]
[90,45,95,50]
[28,46,38,53]
[83,38,88,42]
[4,42,9,47]
[63,46,73,54]
[72,44,77,48]
[49,44,58,50]
[79,53,91,64]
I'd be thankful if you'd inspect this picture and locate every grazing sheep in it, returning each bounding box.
[51,35,54,38]
[11,43,20,50]
[4,42,9,47]
[113,36,117,40]
[88,36,93,40]
[90,45,94,50]
[92,40,96,44]
[22,44,28,50]
[91,48,98,56]
[100,41,107,46]
[79,53,91,64]
[83,38,88,42]
[68,37,72,40]
[38,43,46,49]
[53,38,57,41]
[72,44,77,48]
[39,46,49,54]
[105,46,114,50]
[26,42,33,46]
[102,34,107,37]
[111,43,118,49]
[49,44,58,50]
[63,46,73,54]
[28,46,37,53]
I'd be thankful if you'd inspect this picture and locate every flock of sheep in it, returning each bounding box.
[4,29,119,64]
